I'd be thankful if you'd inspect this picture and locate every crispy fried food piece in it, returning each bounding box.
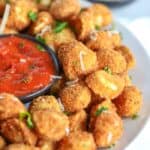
[0,118,37,145]
[37,139,56,150]
[34,0,52,11]
[86,31,121,51]
[7,0,38,31]
[119,72,132,87]
[114,45,136,70]
[0,136,6,150]
[43,28,75,51]
[85,70,125,100]
[4,144,39,150]
[59,82,91,113]
[113,86,142,117]
[88,4,112,26]
[58,131,96,150]
[93,110,123,148]
[96,49,127,74]
[0,93,26,121]
[32,110,69,141]
[50,0,80,20]
[29,96,61,113]
[0,0,6,16]
[89,99,116,130]
[58,41,97,80]
[69,110,87,132]
[29,11,54,35]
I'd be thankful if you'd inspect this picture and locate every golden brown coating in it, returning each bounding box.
[85,70,125,100]
[29,11,54,35]
[29,95,61,113]
[69,110,87,132]
[89,99,116,130]
[32,110,69,141]
[96,49,127,74]
[114,45,136,70]
[0,118,37,145]
[72,9,95,41]
[88,4,112,26]
[50,0,80,20]
[0,93,26,121]
[86,31,121,51]
[93,110,123,148]
[58,131,96,150]
[0,136,6,150]
[119,72,132,87]
[0,0,6,16]
[34,0,52,11]
[43,28,75,51]
[7,0,38,31]
[4,144,39,150]
[59,82,91,113]
[37,139,56,150]
[113,86,142,117]
[58,41,98,80]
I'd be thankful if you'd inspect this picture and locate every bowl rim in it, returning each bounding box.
[0,34,60,103]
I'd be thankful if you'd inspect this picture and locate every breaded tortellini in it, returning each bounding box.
[60,82,91,113]
[32,110,69,141]
[96,49,127,74]
[43,27,75,51]
[86,31,121,51]
[58,131,96,150]
[0,118,37,145]
[113,86,142,117]
[50,0,80,20]
[58,40,98,80]
[29,95,62,113]
[29,11,54,35]
[89,99,116,130]
[93,110,123,148]
[114,45,136,70]
[7,0,38,31]
[86,70,125,100]
[0,93,26,121]
[69,110,87,132]
[88,3,112,27]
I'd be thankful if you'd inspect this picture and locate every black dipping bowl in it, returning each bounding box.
[0,34,60,103]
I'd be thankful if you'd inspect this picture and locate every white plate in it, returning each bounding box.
[80,1,150,150]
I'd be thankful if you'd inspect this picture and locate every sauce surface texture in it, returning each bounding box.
[0,36,55,96]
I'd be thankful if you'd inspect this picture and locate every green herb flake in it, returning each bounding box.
[6,0,10,3]
[108,143,116,149]
[36,36,46,44]
[132,114,139,120]
[129,75,132,80]
[64,111,71,116]
[103,66,112,75]
[53,21,68,33]
[95,25,101,31]
[19,112,34,129]
[28,11,37,21]
[95,106,108,116]
[36,0,41,3]
[119,32,123,40]
[37,44,45,52]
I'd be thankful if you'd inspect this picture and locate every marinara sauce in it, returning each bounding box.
[0,36,55,96]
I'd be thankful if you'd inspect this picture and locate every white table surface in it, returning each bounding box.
[82,0,150,150]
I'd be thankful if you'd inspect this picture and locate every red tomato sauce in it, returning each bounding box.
[0,36,55,96]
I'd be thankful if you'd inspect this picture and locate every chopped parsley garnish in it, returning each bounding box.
[19,112,34,128]
[28,11,37,21]
[95,25,101,31]
[129,75,132,80]
[95,106,108,116]
[103,66,112,74]
[36,36,46,45]
[132,114,139,120]
[21,76,31,84]
[36,0,41,3]
[108,143,116,149]
[37,44,45,51]
[64,111,71,116]
[6,0,10,3]
[53,21,68,33]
